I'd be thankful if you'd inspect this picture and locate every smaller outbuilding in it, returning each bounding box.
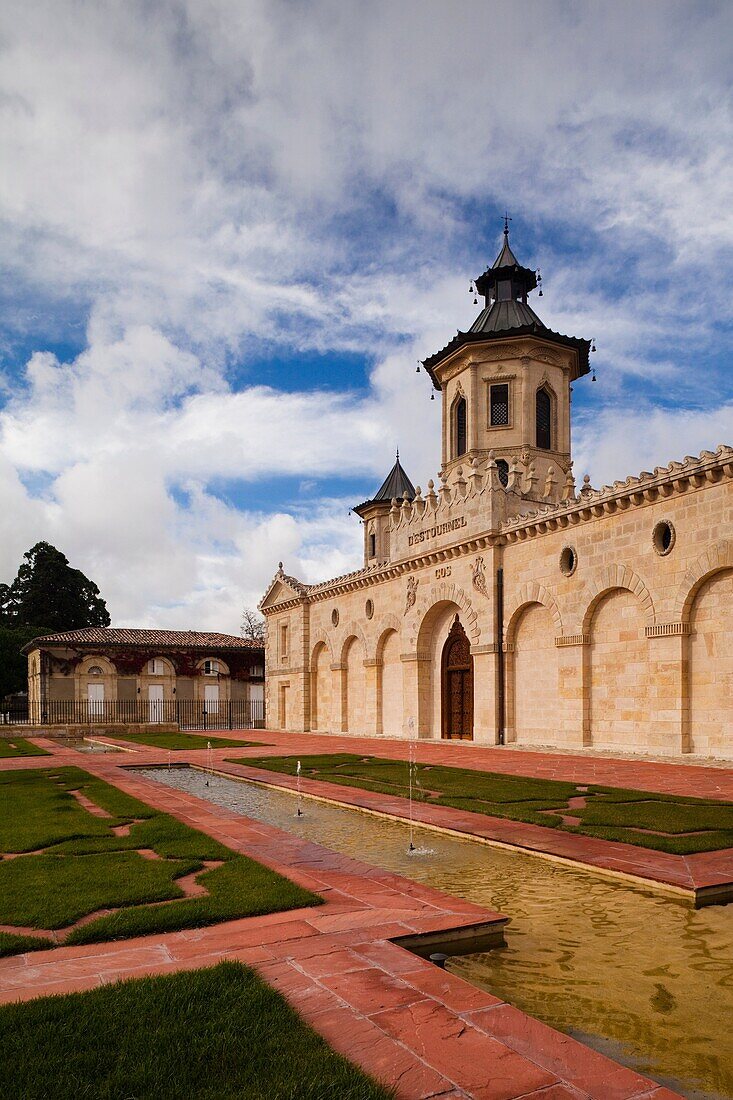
[23,628,265,729]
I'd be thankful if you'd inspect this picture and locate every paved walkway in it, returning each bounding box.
[4,732,729,1096]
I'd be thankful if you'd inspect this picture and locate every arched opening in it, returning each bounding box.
[689,569,733,758]
[512,603,558,744]
[588,588,649,750]
[310,642,333,732]
[441,616,473,740]
[536,387,552,450]
[379,629,402,736]
[454,396,467,457]
[343,635,365,734]
[496,458,509,487]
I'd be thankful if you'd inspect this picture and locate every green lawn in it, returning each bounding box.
[0,767,320,957]
[110,730,265,750]
[0,961,393,1100]
[0,737,50,757]
[236,753,733,855]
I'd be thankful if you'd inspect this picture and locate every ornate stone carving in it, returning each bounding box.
[472,556,490,599]
[404,575,419,615]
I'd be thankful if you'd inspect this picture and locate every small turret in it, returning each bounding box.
[354,451,415,566]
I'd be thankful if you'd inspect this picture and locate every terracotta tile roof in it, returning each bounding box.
[24,628,263,652]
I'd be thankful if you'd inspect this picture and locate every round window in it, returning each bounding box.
[365,599,374,620]
[652,520,675,556]
[559,546,577,577]
[331,608,339,627]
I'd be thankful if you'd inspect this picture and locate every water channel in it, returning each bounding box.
[48,737,123,753]
[139,765,733,1100]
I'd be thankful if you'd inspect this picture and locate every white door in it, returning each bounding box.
[88,683,104,717]
[250,683,264,725]
[204,684,219,715]
[149,684,164,723]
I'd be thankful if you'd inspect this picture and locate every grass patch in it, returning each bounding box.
[0,738,50,757]
[66,856,316,946]
[237,753,733,855]
[0,931,50,959]
[0,961,393,1100]
[110,730,265,750]
[0,766,320,954]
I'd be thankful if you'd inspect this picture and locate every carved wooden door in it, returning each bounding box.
[441,616,473,740]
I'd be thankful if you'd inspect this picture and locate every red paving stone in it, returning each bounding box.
[3,731,726,1096]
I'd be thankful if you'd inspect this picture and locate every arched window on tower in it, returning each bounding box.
[455,396,467,458]
[536,388,552,450]
[496,459,509,487]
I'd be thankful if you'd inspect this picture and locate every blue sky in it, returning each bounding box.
[1,0,732,630]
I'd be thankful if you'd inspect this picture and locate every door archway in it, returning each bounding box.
[441,616,473,740]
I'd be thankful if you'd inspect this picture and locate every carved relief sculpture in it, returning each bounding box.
[472,556,490,599]
[404,575,419,615]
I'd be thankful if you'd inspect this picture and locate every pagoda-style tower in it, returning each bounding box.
[354,452,415,566]
[422,223,591,504]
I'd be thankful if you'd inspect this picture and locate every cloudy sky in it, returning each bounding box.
[1,0,732,632]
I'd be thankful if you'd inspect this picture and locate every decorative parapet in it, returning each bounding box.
[645,623,692,638]
[555,634,590,647]
[260,444,733,609]
[502,444,733,544]
[386,450,567,563]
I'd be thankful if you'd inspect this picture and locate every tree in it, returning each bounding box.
[0,542,110,631]
[0,624,51,703]
[240,607,265,645]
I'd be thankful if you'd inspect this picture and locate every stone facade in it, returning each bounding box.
[260,232,733,760]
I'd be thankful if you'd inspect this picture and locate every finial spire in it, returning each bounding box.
[396,446,400,460]
[503,211,512,237]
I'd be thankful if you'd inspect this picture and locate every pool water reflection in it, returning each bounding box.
[140,766,733,1100]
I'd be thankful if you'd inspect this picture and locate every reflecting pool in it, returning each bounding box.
[140,766,733,1100]
[48,737,123,753]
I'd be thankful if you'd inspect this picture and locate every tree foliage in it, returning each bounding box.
[240,608,265,645]
[0,625,51,702]
[0,542,110,632]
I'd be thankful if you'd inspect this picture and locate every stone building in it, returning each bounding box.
[24,628,265,725]
[260,228,733,759]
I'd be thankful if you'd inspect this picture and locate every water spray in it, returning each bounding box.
[296,758,303,817]
[407,717,416,852]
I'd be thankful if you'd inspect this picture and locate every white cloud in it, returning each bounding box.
[574,403,733,489]
[0,0,732,629]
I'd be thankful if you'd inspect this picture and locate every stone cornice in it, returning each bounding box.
[646,622,692,638]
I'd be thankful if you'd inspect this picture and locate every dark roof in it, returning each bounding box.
[492,236,520,269]
[23,628,262,654]
[373,456,416,501]
[352,453,413,517]
[423,323,590,380]
[475,229,538,298]
[353,455,416,515]
[423,230,590,382]
[469,298,545,334]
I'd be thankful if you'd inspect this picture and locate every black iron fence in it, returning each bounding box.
[0,698,265,731]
